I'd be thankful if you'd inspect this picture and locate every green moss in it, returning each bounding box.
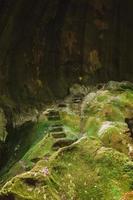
[84,117,101,136]
[1,138,132,200]
[1,81,133,199]
[60,110,80,133]
[23,135,54,162]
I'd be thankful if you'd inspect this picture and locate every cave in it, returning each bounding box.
[0,0,133,199]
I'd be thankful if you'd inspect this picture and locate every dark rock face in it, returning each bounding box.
[0,0,132,103]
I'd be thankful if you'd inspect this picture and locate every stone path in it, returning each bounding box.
[71,94,84,115]
[46,109,61,121]
[46,109,68,150]
[45,94,84,150]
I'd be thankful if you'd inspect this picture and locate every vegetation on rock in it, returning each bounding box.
[0,81,133,199]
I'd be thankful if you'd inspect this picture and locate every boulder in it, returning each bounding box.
[98,121,130,154]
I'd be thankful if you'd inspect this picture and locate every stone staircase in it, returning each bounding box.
[46,109,61,121]
[52,138,77,150]
[50,124,66,139]
[58,103,67,108]
[46,109,68,150]
[46,108,77,150]
[71,94,84,115]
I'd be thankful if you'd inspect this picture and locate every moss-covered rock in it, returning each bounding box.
[1,81,133,199]
[0,137,132,200]
[98,121,130,154]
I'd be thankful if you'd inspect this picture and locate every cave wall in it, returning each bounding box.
[0,0,132,103]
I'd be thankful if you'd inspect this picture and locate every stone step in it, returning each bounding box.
[50,122,63,128]
[73,95,83,100]
[48,115,60,121]
[50,132,66,139]
[50,126,63,132]
[47,110,60,116]
[43,109,57,115]
[52,138,77,150]
[51,123,63,127]
[72,99,81,103]
[58,103,67,108]
[47,113,60,117]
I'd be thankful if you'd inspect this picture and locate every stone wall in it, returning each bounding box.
[0,0,132,103]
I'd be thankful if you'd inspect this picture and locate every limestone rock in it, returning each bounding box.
[98,121,130,154]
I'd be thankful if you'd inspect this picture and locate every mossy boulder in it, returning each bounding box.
[98,121,130,154]
[0,137,133,200]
